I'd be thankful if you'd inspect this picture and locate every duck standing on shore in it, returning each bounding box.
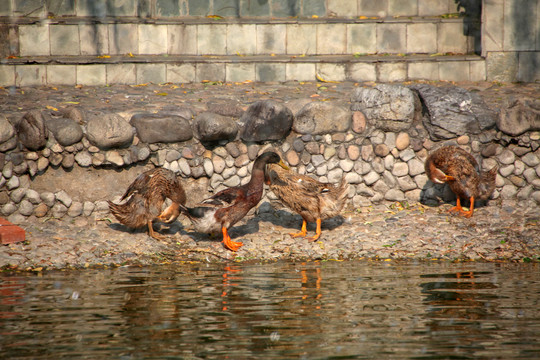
[177,151,288,251]
[266,164,349,242]
[108,168,186,240]
[425,145,498,218]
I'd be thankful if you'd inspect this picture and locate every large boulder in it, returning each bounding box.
[206,99,244,118]
[351,84,416,132]
[410,84,497,140]
[497,97,540,136]
[16,110,48,150]
[193,112,238,143]
[86,112,134,149]
[44,113,84,146]
[131,113,192,143]
[239,100,293,142]
[293,102,351,135]
[0,114,17,152]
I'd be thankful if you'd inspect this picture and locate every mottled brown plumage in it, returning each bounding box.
[178,152,288,251]
[425,146,497,218]
[108,168,186,239]
[266,164,349,241]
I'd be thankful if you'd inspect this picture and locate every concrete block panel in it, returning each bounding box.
[317,24,347,55]
[418,0,449,16]
[469,60,487,81]
[407,23,437,54]
[107,64,136,85]
[139,25,168,55]
[482,0,504,53]
[348,24,376,54]
[378,62,407,82]
[328,0,357,17]
[196,63,226,82]
[0,65,15,86]
[167,64,196,83]
[408,62,439,81]
[19,25,49,56]
[226,63,256,82]
[136,64,166,84]
[256,63,286,82]
[388,0,418,16]
[317,63,346,82]
[286,24,316,55]
[257,24,286,55]
[80,24,109,55]
[168,25,197,55]
[16,65,47,86]
[227,24,256,55]
[198,24,227,55]
[438,22,468,54]
[347,62,377,82]
[518,51,540,82]
[486,51,518,82]
[504,0,538,51]
[50,25,80,56]
[47,65,76,85]
[286,63,316,82]
[358,0,388,17]
[439,61,470,81]
[109,24,138,55]
[77,64,106,86]
[377,23,407,54]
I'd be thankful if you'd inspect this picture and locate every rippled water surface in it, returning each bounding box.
[1,261,540,359]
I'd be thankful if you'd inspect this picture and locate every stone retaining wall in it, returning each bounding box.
[1,83,540,224]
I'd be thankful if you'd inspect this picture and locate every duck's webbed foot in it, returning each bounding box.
[306,219,322,242]
[222,227,243,251]
[290,220,308,238]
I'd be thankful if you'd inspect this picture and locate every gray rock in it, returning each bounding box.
[498,149,515,165]
[86,112,133,149]
[61,153,75,169]
[10,188,26,203]
[138,146,150,161]
[83,201,95,216]
[522,152,540,167]
[411,84,497,140]
[51,203,68,218]
[106,151,124,166]
[67,201,83,217]
[206,99,244,118]
[396,176,417,192]
[131,113,192,144]
[351,84,416,132]
[392,162,409,177]
[385,188,405,201]
[178,158,191,176]
[16,110,48,150]
[497,97,540,136]
[0,114,16,152]
[294,102,351,135]
[2,203,17,216]
[6,176,19,190]
[363,171,380,186]
[18,199,34,216]
[194,112,238,143]
[55,190,72,208]
[44,113,83,146]
[328,168,343,183]
[239,100,293,142]
[407,158,425,176]
[40,192,56,207]
[75,151,92,167]
[94,200,110,216]
[25,189,41,204]
[203,158,214,177]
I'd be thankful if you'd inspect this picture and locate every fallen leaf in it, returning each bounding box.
[46,105,58,111]
[97,55,110,59]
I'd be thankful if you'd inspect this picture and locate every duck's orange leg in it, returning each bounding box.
[290,220,308,238]
[147,220,165,240]
[306,218,322,242]
[448,197,463,214]
[222,226,243,251]
[459,196,474,218]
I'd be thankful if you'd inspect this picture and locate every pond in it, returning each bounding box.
[1,261,539,359]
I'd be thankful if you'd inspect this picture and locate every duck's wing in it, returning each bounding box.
[120,170,154,200]
[202,186,245,207]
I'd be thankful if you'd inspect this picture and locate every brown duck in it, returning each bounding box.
[177,152,288,251]
[108,168,186,239]
[425,145,497,218]
[266,164,349,241]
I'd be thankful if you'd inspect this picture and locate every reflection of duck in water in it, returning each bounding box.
[425,146,497,218]
[266,164,349,242]
[177,152,288,251]
[108,168,186,240]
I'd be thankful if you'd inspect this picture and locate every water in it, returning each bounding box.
[1,261,539,359]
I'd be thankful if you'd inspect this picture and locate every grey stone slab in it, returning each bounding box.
[168,25,197,55]
[167,63,196,83]
[317,63,346,82]
[286,24,316,55]
[214,0,240,16]
[317,24,346,55]
[227,24,256,55]
[198,24,227,55]
[347,63,377,82]
[76,64,106,86]
[139,24,167,54]
[50,25,80,56]
[439,61,470,81]
[136,64,166,84]
[408,62,439,81]
[504,0,537,51]
[388,0,418,16]
[418,0,449,16]
[377,23,406,54]
[14,0,43,16]
[19,24,49,56]
[377,62,407,82]
[47,65,76,85]
[486,51,518,82]
[256,24,286,55]
[79,24,109,55]
[109,23,138,55]
[106,0,137,16]
[469,60,487,81]
[47,0,76,16]
[407,23,437,54]
[106,64,136,85]
[0,65,15,86]
[188,0,210,16]
[241,0,269,16]
[256,63,285,82]
[303,0,326,17]
[76,0,107,17]
[358,0,388,17]
[272,0,300,17]
[0,1,11,16]
[196,63,225,82]
[438,22,468,54]
[347,24,376,54]
[518,51,540,82]
[156,0,185,17]
[328,0,357,16]
[226,63,255,82]
[16,65,47,86]
[286,63,316,82]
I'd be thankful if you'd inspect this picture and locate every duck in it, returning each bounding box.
[266,164,349,242]
[108,168,186,240]
[424,145,498,218]
[176,151,288,251]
